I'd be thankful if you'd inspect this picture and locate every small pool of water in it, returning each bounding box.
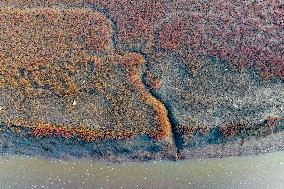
[0,152,283,189]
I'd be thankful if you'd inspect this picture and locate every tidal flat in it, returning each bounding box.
[0,152,283,189]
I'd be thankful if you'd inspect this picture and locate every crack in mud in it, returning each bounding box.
[91,8,184,158]
[141,71,184,158]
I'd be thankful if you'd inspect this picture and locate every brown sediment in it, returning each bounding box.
[0,7,174,148]
[5,52,173,143]
[4,102,170,143]
[0,1,282,161]
[0,7,112,98]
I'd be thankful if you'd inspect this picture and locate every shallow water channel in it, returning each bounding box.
[0,152,283,189]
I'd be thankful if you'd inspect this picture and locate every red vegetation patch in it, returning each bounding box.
[0,8,112,67]
[4,1,282,80]
[30,123,136,142]
[0,7,173,143]
[155,1,284,79]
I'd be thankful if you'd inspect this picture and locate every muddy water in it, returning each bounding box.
[0,152,283,189]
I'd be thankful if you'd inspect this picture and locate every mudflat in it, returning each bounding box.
[0,1,283,161]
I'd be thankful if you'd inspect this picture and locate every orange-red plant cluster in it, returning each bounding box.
[121,53,172,140]
[30,123,137,142]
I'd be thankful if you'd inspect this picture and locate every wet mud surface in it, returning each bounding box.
[0,1,283,161]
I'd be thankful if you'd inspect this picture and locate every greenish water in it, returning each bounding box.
[0,152,283,189]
